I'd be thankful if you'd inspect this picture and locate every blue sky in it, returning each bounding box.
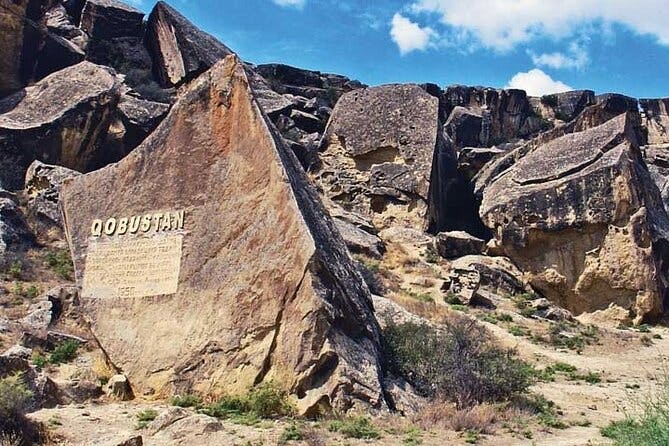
[135,0,669,98]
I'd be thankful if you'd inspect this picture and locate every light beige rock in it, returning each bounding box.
[60,55,387,415]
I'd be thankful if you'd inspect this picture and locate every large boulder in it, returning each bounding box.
[480,113,669,323]
[80,0,144,40]
[641,98,669,144]
[59,56,388,415]
[644,145,669,212]
[0,62,121,190]
[314,84,451,229]
[0,0,45,95]
[24,161,81,233]
[540,90,595,122]
[146,1,234,87]
[0,192,35,264]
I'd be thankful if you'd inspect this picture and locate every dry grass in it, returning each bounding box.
[388,293,452,322]
[414,402,502,434]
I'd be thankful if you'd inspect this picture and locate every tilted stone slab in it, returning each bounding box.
[60,56,387,414]
[481,113,669,323]
[0,61,120,190]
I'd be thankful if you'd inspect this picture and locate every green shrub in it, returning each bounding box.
[136,409,158,429]
[45,250,74,280]
[32,353,47,370]
[279,422,304,442]
[7,261,22,279]
[497,313,513,323]
[328,416,380,439]
[445,292,463,305]
[49,340,79,364]
[601,376,669,445]
[423,245,440,264]
[199,382,293,423]
[0,373,36,441]
[518,394,567,429]
[170,394,201,408]
[383,317,534,408]
[25,285,39,299]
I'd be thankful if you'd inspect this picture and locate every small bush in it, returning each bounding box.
[0,373,37,442]
[199,382,293,423]
[423,245,440,264]
[170,394,201,408]
[7,261,22,279]
[328,416,380,439]
[279,422,304,443]
[444,292,463,305]
[136,409,158,429]
[383,317,534,408]
[32,353,47,370]
[45,250,74,280]
[25,285,38,299]
[49,340,79,365]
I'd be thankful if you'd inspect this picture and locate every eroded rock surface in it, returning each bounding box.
[146,1,233,87]
[0,61,120,190]
[60,56,388,414]
[480,113,669,322]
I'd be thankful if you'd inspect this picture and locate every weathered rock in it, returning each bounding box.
[434,231,486,259]
[113,437,143,446]
[0,192,34,262]
[458,146,505,179]
[54,378,104,404]
[116,93,170,150]
[0,0,43,96]
[290,109,322,134]
[573,93,638,132]
[0,345,31,377]
[0,62,121,190]
[80,0,144,40]
[146,1,233,87]
[641,98,669,144]
[34,32,86,81]
[315,84,456,231]
[445,106,483,147]
[480,113,669,322]
[60,56,388,414]
[25,161,81,232]
[644,145,669,212]
[541,90,595,122]
[105,374,133,401]
[20,300,55,331]
[449,255,528,297]
[334,218,384,258]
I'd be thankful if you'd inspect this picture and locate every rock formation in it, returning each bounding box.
[0,61,120,190]
[60,55,388,414]
[480,113,669,322]
[146,1,233,87]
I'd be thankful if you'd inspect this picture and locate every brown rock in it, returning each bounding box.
[146,1,233,87]
[434,231,486,259]
[0,0,43,95]
[480,113,669,323]
[0,62,121,190]
[641,98,669,144]
[60,56,388,414]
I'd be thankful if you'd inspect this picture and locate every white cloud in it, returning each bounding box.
[411,0,669,51]
[505,69,573,96]
[390,13,437,55]
[530,42,589,69]
[272,0,305,8]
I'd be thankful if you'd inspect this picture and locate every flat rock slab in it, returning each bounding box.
[60,56,387,414]
[0,61,120,190]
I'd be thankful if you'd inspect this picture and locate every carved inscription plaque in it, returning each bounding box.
[82,235,183,299]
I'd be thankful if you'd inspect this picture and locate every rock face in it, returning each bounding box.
[25,161,81,234]
[80,0,144,40]
[60,56,388,414]
[0,62,120,190]
[0,0,42,95]
[641,98,669,144]
[480,113,669,322]
[315,84,449,230]
[644,146,669,213]
[0,192,35,264]
[540,90,595,122]
[435,231,486,259]
[146,1,233,87]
